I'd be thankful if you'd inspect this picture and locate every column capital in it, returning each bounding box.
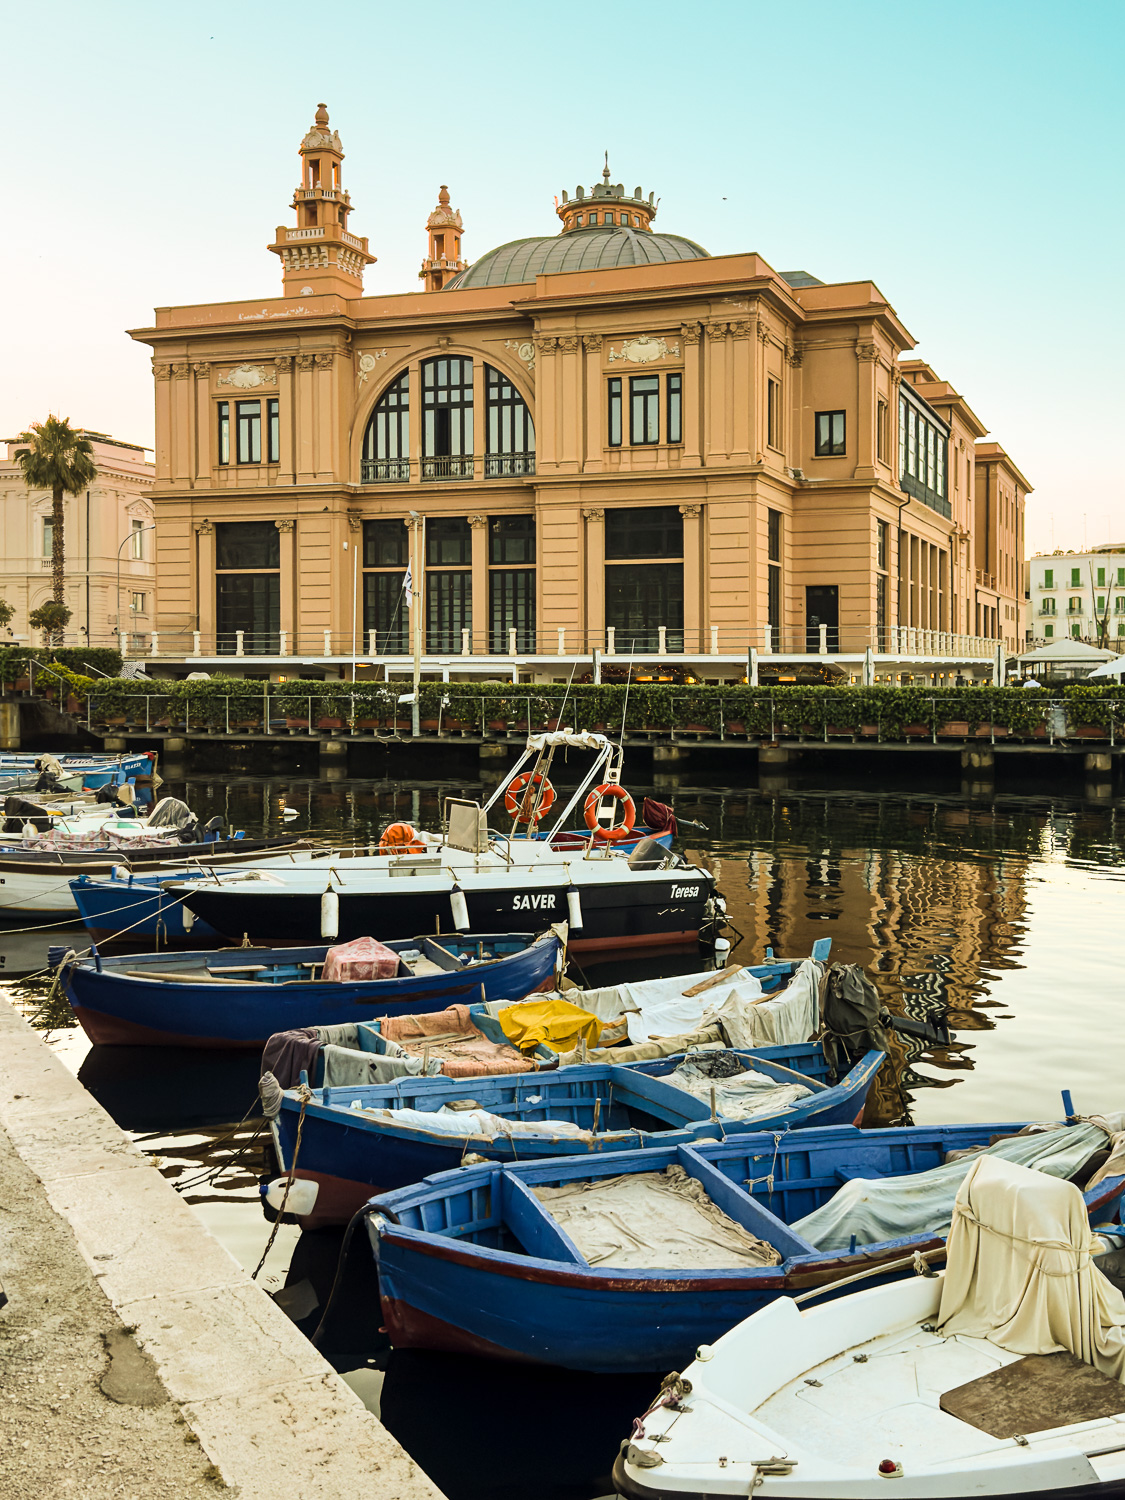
[468,514,488,529]
[275,518,295,532]
[679,322,702,344]
[679,504,703,519]
[582,507,604,522]
[296,353,316,370]
[153,362,172,380]
[191,361,211,378]
[346,512,362,533]
[195,519,214,535]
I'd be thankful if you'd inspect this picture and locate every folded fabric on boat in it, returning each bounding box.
[320,1046,434,1087]
[377,1004,538,1077]
[552,967,764,1043]
[498,997,603,1053]
[359,1103,592,1142]
[261,1026,321,1089]
[554,1024,726,1067]
[793,1121,1121,1252]
[702,958,823,1048]
[661,1053,813,1118]
[938,1155,1125,1377]
[14,828,177,851]
[534,1165,783,1271]
[322,936,401,982]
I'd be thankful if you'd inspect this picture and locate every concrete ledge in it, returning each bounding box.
[0,996,444,1500]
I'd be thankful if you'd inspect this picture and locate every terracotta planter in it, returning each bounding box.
[860,724,879,736]
[420,718,440,732]
[726,721,746,734]
[444,718,473,733]
[1074,724,1108,739]
[354,718,380,732]
[682,721,711,734]
[317,716,345,731]
[488,719,509,732]
[938,721,970,736]
[901,722,929,736]
[285,716,310,730]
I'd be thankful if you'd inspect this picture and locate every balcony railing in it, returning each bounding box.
[1038,607,1058,617]
[360,454,536,484]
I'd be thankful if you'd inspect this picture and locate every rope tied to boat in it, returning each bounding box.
[744,1132,786,1198]
[949,1200,1096,1273]
[630,1370,694,1440]
[251,1082,313,1281]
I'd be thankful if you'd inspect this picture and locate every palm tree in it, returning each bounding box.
[14,417,98,628]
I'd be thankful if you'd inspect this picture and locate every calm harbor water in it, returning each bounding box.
[6,767,1124,1500]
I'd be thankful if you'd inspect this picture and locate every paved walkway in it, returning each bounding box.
[0,995,443,1500]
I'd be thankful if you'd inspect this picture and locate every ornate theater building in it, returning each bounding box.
[131,104,1029,679]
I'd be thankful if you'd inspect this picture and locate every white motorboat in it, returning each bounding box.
[616,1153,1125,1499]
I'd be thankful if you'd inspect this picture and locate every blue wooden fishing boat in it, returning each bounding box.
[269,1043,883,1228]
[59,929,561,1048]
[365,1119,1125,1372]
[70,870,222,945]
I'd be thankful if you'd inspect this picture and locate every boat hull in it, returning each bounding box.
[70,875,222,946]
[62,932,560,1048]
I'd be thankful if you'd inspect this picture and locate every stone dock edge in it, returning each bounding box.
[0,993,444,1500]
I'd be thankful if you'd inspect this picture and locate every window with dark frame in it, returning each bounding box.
[217,402,230,466]
[605,506,683,560]
[877,399,888,463]
[362,523,409,652]
[608,378,622,446]
[814,410,846,457]
[767,378,781,449]
[422,357,473,478]
[604,506,683,651]
[629,375,660,445]
[897,394,951,519]
[877,519,888,571]
[667,373,682,445]
[767,508,782,644]
[235,401,261,464]
[214,521,280,653]
[484,365,535,476]
[489,516,536,651]
[362,370,410,482]
[267,398,280,464]
[767,508,781,563]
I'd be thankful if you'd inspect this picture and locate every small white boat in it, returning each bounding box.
[616,1153,1125,1499]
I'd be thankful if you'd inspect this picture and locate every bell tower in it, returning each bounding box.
[420,185,467,291]
[268,103,375,298]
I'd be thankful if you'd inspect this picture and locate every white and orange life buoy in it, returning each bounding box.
[379,821,425,854]
[504,772,556,825]
[583,783,636,842]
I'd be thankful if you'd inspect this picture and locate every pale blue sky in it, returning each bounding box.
[3,0,1121,552]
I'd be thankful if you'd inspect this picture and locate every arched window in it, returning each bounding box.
[361,370,409,482]
[422,357,473,479]
[484,365,535,477]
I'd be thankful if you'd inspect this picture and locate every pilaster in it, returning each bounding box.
[583,507,605,646]
[296,353,316,481]
[680,504,703,652]
[469,514,488,653]
[192,363,211,483]
[171,364,192,487]
[275,356,295,483]
[854,337,878,480]
[581,335,603,473]
[680,324,702,468]
[276,519,296,639]
[195,520,215,640]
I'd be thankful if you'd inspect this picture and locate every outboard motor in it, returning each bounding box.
[202,816,225,845]
[146,796,200,844]
[626,836,671,871]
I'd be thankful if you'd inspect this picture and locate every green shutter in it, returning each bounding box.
[1044,569,1053,587]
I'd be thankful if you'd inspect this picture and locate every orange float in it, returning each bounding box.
[583,783,637,842]
[378,821,426,854]
[504,772,556,824]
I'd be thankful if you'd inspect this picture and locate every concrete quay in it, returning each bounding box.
[0,994,444,1500]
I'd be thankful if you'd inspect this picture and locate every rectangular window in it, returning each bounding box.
[363,571,408,654]
[236,400,261,464]
[426,516,472,567]
[1118,568,1125,587]
[666,373,682,445]
[605,562,683,653]
[936,434,945,495]
[42,517,53,557]
[489,568,536,653]
[217,401,230,465]
[215,520,279,569]
[815,410,845,456]
[1098,595,1106,612]
[1097,567,1106,587]
[130,592,146,614]
[767,507,781,564]
[421,356,473,467]
[426,570,471,652]
[768,564,781,630]
[907,408,917,476]
[605,506,683,561]
[1117,597,1125,616]
[1043,568,1054,587]
[131,518,145,559]
[216,573,279,653]
[876,573,887,644]
[1071,567,1082,587]
[1119,621,1125,637]
[607,378,622,447]
[876,399,888,463]
[267,398,279,463]
[876,519,888,571]
[489,514,535,565]
[898,397,907,477]
[767,378,781,449]
[1044,623,1054,638]
[629,375,660,445]
[363,519,408,568]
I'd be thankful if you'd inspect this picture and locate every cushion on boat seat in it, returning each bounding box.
[322,936,401,982]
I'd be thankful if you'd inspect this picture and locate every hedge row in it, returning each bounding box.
[0,646,123,686]
[76,677,1125,736]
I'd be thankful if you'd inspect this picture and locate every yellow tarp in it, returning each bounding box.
[498,997,603,1054]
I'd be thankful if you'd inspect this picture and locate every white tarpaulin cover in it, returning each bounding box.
[793,1121,1120,1252]
[703,959,823,1048]
[524,730,610,752]
[360,1104,592,1142]
[661,1057,812,1119]
[937,1155,1125,1378]
[534,1165,783,1271]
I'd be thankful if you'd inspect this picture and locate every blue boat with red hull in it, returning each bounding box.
[59,929,561,1048]
[366,1120,1125,1373]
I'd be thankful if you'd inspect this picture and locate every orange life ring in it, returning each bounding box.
[504,772,556,825]
[583,783,636,842]
[379,821,425,854]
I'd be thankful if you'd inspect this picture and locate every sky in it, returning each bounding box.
[2,0,1121,556]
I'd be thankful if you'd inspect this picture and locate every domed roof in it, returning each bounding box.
[445,225,710,291]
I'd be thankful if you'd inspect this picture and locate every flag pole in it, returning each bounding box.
[410,511,422,737]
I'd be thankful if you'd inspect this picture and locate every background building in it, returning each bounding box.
[0,432,155,650]
[1025,544,1125,648]
[130,104,1030,679]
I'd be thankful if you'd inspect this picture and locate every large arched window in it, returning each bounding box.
[361,370,409,482]
[422,357,473,479]
[485,365,535,477]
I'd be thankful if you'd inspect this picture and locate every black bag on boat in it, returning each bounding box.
[3,796,52,834]
[822,963,889,1081]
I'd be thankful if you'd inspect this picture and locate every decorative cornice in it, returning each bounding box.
[582,507,604,522]
[679,504,703,519]
[467,514,488,529]
[275,519,295,532]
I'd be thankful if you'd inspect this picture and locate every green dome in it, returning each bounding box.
[445,225,710,291]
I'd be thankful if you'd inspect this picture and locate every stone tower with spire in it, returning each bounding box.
[268,104,375,298]
[555,155,659,233]
[420,186,467,291]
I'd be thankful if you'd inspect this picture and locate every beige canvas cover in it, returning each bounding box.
[938,1154,1125,1378]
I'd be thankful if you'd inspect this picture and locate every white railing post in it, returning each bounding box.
[279,629,289,657]
[658,625,667,653]
[508,627,517,655]
[323,629,331,657]
[606,626,616,654]
[461,627,470,656]
[710,625,719,655]
[367,629,376,656]
[557,627,566,655]
[235,629,245,657]
[761,624,772,656]
[818,623,828,655]
[149,632,158,657]
[749,646,759,686]
[192,630,201,657]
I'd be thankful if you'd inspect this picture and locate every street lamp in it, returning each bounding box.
[116,523,156,656]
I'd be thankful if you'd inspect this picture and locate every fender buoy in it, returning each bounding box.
[583,783,636,842]
[379,821,425,854]
[504,772,556,824]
